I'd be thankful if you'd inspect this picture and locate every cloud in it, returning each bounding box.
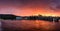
[49,0,60,11]
[0,0,60,16]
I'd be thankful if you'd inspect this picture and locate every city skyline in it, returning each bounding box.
[0,14,59,22]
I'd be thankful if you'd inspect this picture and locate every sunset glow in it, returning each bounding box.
[1,0,60,31]
[0,0,60,16]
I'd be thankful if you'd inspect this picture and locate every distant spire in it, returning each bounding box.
[38,14,42,16]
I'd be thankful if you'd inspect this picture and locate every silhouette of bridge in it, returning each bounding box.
[0,14,60,22]
[23,16,60,22]
[52,17,60,22]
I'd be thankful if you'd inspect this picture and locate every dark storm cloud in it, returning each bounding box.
[49,0,60,11]
[17,0,51,10]
[0,0,60,10]
[0,0,50,7]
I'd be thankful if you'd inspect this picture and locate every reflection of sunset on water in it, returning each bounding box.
[2,20,56,31]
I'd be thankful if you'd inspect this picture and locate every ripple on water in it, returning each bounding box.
[1,20,59,31]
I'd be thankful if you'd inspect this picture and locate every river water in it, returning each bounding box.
[0,20,60,31]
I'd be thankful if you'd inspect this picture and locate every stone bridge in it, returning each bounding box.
[52,17,60,22]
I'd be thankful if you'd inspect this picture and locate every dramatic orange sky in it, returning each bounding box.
[0,0,60,16]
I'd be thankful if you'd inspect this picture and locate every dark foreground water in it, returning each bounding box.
[1,20,60,31]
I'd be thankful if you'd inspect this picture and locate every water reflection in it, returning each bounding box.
[1,20,60,31]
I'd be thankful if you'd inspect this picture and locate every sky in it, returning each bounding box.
[0,0,60,16]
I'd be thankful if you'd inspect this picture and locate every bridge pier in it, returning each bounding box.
[57,19,60,22]
[53,18,59,22]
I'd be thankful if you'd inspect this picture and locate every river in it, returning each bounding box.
[0,20,60,31]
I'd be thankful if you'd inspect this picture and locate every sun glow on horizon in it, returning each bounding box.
[33,14,57,17]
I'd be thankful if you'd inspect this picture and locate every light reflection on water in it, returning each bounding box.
[1,20,60,31]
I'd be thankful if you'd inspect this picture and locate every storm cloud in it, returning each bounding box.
[49,0,60,11]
